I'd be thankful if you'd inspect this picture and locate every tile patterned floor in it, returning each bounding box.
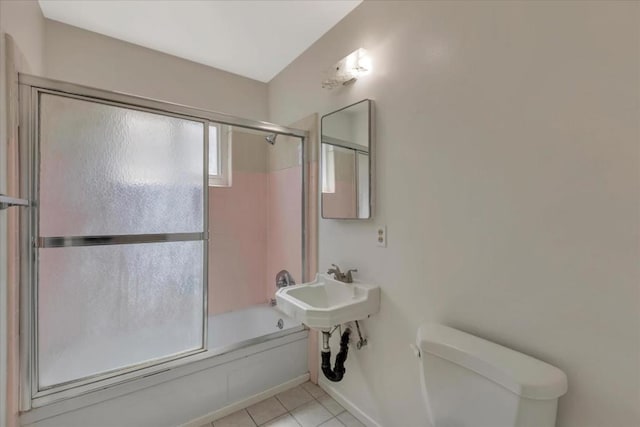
[204,382,365,427]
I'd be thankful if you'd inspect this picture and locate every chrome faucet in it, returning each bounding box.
[327,264,358,283]
[276,270,295,288]
[272,270,295,306]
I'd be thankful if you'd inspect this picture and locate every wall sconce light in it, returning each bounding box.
[322,48,370,89]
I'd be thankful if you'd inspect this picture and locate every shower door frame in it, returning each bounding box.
[17,74,309,410]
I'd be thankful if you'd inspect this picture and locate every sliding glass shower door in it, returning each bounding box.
[27,90,208,403]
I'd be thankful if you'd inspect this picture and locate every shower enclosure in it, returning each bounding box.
[17,75,309,413]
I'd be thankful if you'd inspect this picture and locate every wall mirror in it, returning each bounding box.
[321,99,373,219]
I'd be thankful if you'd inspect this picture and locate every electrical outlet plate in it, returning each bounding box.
[376,225,386,247]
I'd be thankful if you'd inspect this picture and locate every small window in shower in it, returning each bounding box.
[209,123,232,187]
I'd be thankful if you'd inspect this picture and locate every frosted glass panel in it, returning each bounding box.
[39,94,204,237]
[37,241,204,388]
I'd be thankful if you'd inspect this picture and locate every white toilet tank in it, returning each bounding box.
[416,324,567,427]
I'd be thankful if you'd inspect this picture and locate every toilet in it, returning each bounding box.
[416,324,568,427]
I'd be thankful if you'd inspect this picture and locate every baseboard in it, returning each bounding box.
[181,373,310,427]
[317,379,382,427]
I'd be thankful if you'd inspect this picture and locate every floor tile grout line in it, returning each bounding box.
[274,387,314,413]
[214,383,354,427]
[289,411,303,427]
[288,399,339,427]
[244,407,259,427]
[249,399,290,427]
[256,410,295,427]
[313,394,346,417]
[321,416,346,427]
[273,394,289,412]
[283,407,303,427]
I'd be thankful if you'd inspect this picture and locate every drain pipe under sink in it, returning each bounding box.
[321,327,351,382]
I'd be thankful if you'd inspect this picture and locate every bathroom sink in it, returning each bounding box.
[275,273,380,331]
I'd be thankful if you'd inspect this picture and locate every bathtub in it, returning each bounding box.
[208,304,304,353]
[23,304,308,427]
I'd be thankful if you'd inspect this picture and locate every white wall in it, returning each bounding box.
[0,0,44,74]
[269,2,640,427]
[44,19,269,121]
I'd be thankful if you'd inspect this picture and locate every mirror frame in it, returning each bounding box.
[320,99,374,220]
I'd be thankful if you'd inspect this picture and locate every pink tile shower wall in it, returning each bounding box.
[208,172,268,315]
[265,166,302,299]
[321,179,357,219]
[208,131,303,316]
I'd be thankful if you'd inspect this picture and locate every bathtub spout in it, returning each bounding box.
[321,328,351,382]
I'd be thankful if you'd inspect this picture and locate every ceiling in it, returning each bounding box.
[38,0,362,82]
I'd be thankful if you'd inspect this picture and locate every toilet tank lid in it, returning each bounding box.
[417,324,568,400]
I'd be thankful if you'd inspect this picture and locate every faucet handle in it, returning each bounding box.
[276,270,294,288]
[328,264,342,274]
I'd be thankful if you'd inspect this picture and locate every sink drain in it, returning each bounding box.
[277,319,284,330]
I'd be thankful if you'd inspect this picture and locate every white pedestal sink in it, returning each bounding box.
[275,273,380,331]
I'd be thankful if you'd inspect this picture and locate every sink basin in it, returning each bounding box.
[275,273,380,331]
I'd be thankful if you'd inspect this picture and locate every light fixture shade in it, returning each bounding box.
[322,48,370,89]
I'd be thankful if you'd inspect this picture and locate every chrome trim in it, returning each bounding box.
[36,88,209,133]
[321,136,369,154]
[370,100,376,219]
[354,151,359,216]
[205,323,305,360]
[0,194,29,210]
[38,233,206,248]
[301,133,307,283]
[18,83,35,411]
[19,74,308,138]
[300,116,319,284]
[202,121,209,355]
[31,87,40,408]
[33,347,207,400]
